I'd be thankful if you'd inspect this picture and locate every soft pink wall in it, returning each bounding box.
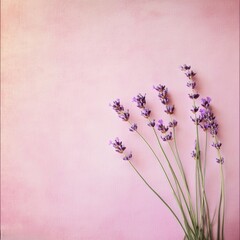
[2,0,239,239]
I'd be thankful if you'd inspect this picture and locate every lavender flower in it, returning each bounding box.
[209,122,219,136]
[199,108,219,136]
[123,153,133,161]
[110,99,124,113]
[157,120,169,133]
[153,84,167,92]
[133,93,146,109]
[187,81,196,89]
[118,110,130,121]
[191,106,199,113]
[158,90,169,105]
[129,123,138,132]
[191,141,200,159]
[200,109,215,121]
[212,141,222,150]
[188,93,200,99]
[111,99,130,122]
[141,108,151,118]
[201,97,211,109]
[190,115,203,125]
[185,70,196,79]
[165,105,175,115]
[169,119,178,128]
[216,157,224,164]
[180,64,191,71]
[148,119,155,127]
[200,123,210,131]
[109,138,126,153]
[191,150,197,159]
[161,132,173,141]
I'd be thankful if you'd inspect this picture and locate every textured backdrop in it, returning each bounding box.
[2,0,239,239]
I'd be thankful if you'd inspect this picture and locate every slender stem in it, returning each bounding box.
[196,124,203,232]
[170,117,191,194]
[168,140,197,230]
[192,98,212,239]
[217,190,222,240]
[168,143,183,203]
[128,161,189,238]
[152,128,196,232]
[204,131,208,180]
[220,164,225,240]
[195,159,199,227]
[129,121,195,236]
[135,129,186,214]
[214,135,225,240]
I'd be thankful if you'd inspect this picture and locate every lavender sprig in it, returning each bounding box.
[133,93,146,109]
[110,99,130,121]
[109,138,132,161]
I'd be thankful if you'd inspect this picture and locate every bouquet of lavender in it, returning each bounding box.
[109,65,225,240]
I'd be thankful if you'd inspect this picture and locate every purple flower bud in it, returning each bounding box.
[212,141,222,150]
[133,93,146,109]
[110,99,124,113]
[191,106,199,113]
[157,89,169,105]
[185,70,196,79]
[209,121,218,136]
[191,140,200,159]
[165,105,175,115]
[216,157,224,164]
[200,106,219,136]
[123,153,133,161]
[190,116,203,125]
[160,97,169,105]
[201,97,211,109]
[169,119,178,128]
[188,93,200,99]
[191,150,197,159]
[153,84,166,92]
[129,123,138,132]
[158,89,168,98]
[161,132,173,141]
[180,64,191,71]
[141,108,151,118]
[110,138,126,153]
[118,110,130,121]
[157,120,169,133]
[200,123,209,131]
[147,119,155,127]
[187,81,196,89]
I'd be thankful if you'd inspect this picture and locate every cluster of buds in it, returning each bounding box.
[153,84,175,116]
[153,84,178,130]
[157,120,173,141]
[180,64,199,100]
[109,138,132,161]
[199,98,219,136]
[133,93,156,129]
[110,99,130,121]
[133,93,151,119]
[181,64,223,164]
[109,65,224,165]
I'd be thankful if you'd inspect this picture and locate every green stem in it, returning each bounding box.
[220,164,225,240]
[204,131,208,180]
[152,128,196,233]
[214,135,225,240]
[192,98,212,239]
[168,140,197,230]
[128,161,189,238]
[129,121,195,237]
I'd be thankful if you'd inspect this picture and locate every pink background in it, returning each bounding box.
[2,0,239,239]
